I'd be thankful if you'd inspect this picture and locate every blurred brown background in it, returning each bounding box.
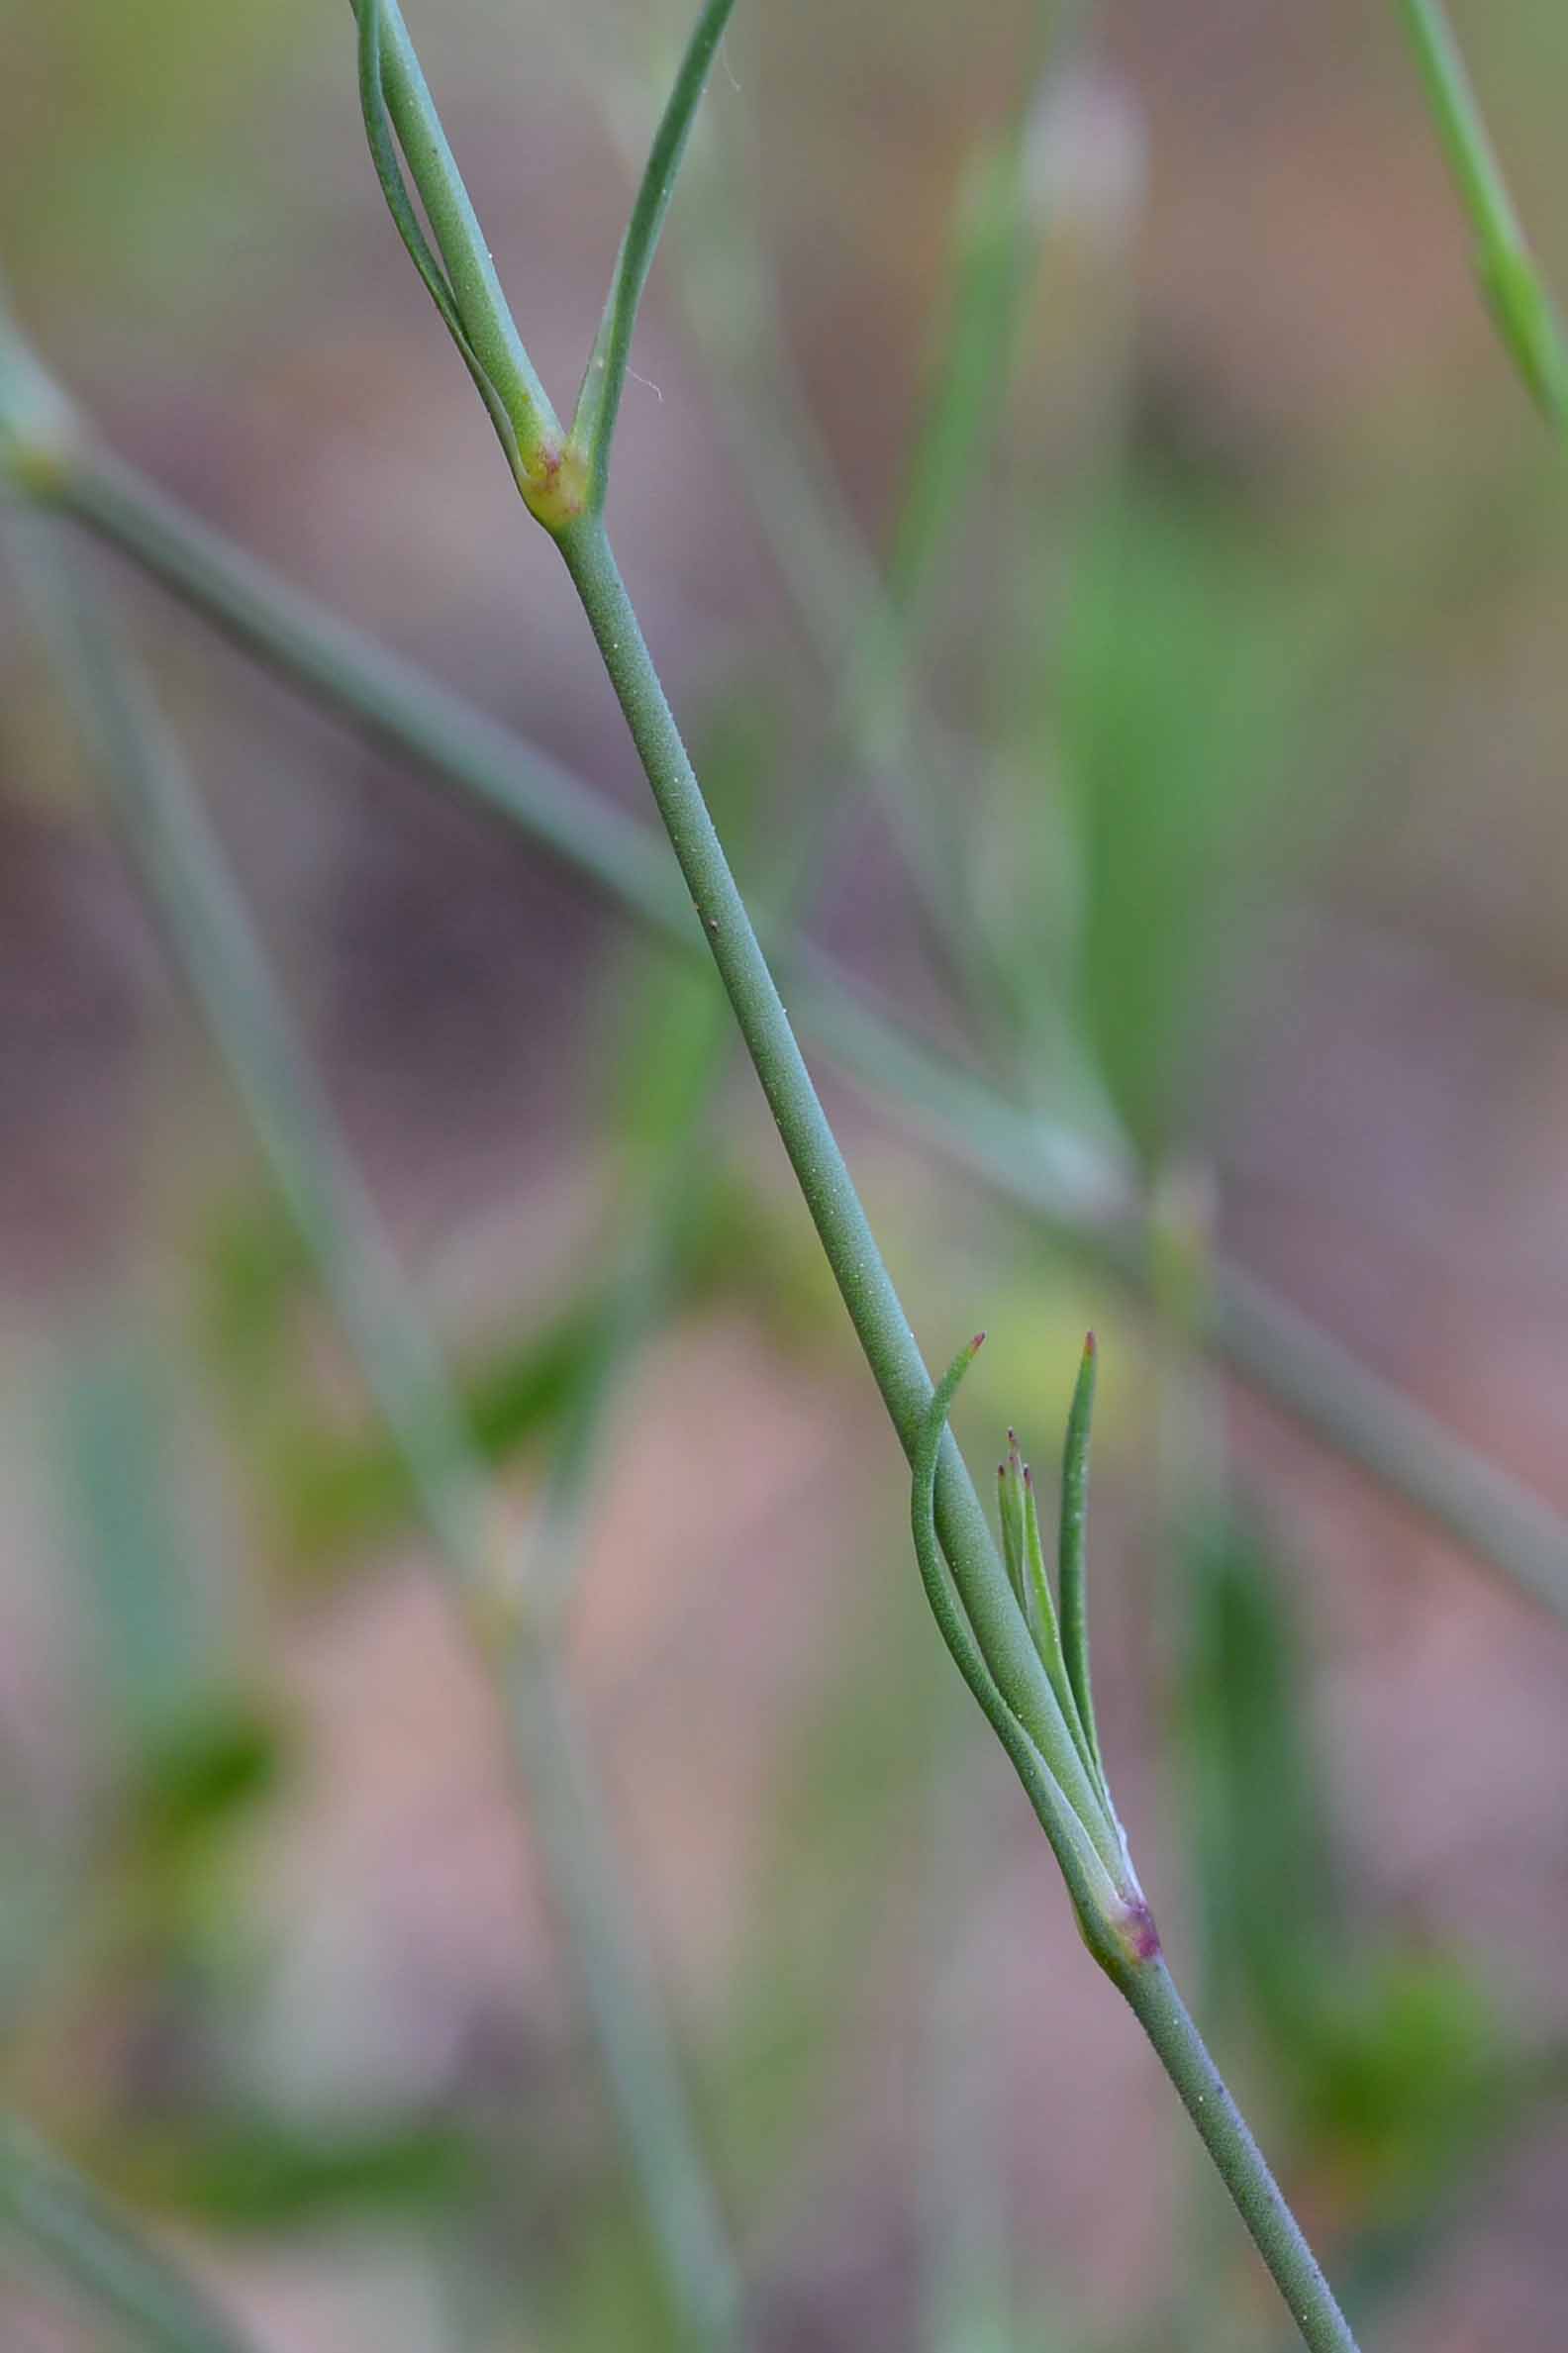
[3,1,1568,2348]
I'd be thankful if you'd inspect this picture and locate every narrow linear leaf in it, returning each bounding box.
[1021,1455,1098,1795]
[911,1338,1121,1929]
[8,513,742,2353]
[998,1433,1028,1610]
[1058,1330,1102,1781]
[914,1340,1004,1710]
[1479,243,1568,428]
[354,0,525,471]
[571,0,741,497]
[1397,0,1568,428]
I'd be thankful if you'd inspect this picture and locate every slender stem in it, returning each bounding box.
[1118,1957,1359,2353]
[553,513,1114,1838]
[6,512,743,2353]
[553,524,931,1442]
[551,510,1358,2352]
[1398,0,1526,252]
[0,2113,258,2353]
[1396,0,1568,426]
[33,443,1568,1620]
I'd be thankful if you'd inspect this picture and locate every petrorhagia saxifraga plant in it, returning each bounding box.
[348,1,1361,2343]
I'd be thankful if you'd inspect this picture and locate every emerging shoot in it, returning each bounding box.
[915,1335,1153,1978]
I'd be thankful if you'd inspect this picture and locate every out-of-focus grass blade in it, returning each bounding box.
[1182,1506,1339,2039]
[50,1333,213,1756]
[1397,0,1568,428]
[888,133,1037,628]
[1300,2028,1568,2353]
[198,1168,824,1581]
[848,119,1052,1054]
[10,520,495,1590]
[47,1322,285,1904]
[0,2115,259,2353]
[922,1678,1016,2353]
[1059,480,1339,1164]
[262,1306,594,1574]
[192,1192,594,1575]
[106,2117,478,2229]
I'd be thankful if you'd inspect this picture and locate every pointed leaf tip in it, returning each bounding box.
[1083,1329,1098,1358]
[1057,1335,1103,1786]
[970,1330,986,1354]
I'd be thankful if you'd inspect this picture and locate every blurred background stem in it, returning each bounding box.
[0,2114,260,2353]
[587,0,1108,1099]
[2,509,745,2353]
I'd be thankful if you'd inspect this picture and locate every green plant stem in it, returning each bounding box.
[1400,0,1523,248]
[6,513,743,2353]
[552,515,1114,1817]
[35,444,1568,1623]
[0,2114,258,2353]
[1117,1957,1358,2353]
[552,511,1357,2352]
